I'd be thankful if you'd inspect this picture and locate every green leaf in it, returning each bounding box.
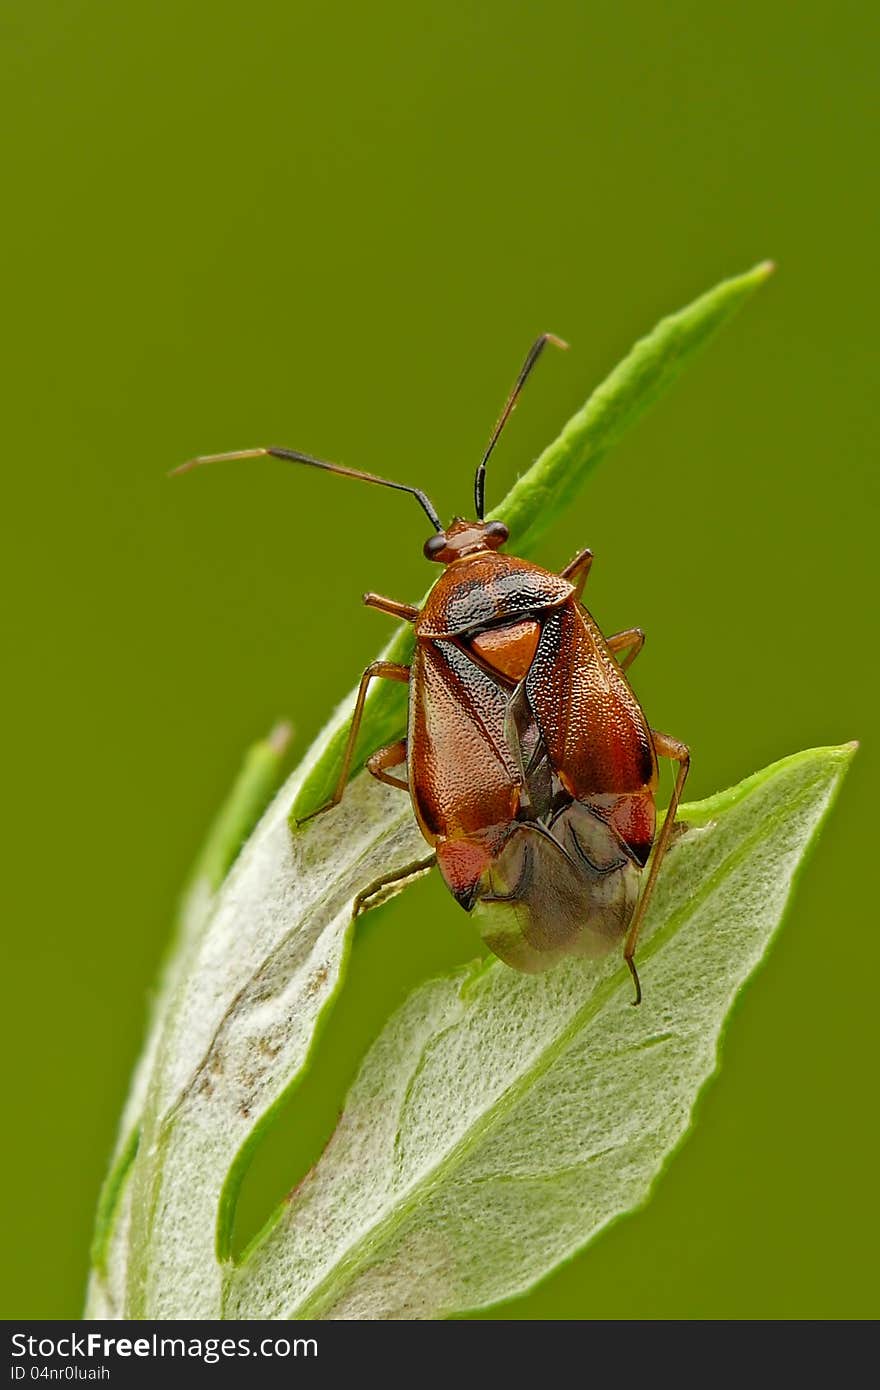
[85,721,292,1316]
[230,745,854,1320]
[98,767,431,1318]
[291,261,773,822]
[186,721,293,899]
[88,742,853,1317]
[87,267,800,1319]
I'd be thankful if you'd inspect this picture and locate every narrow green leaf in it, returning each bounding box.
[491,260,774,552]
[291,261,773,822]
[186,720,293,899]
[89,1126,139,1276]
[85,722,292,1317]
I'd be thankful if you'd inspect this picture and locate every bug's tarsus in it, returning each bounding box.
[474,332,568,520]
[171,445,444,533]
[626,955,642,1007]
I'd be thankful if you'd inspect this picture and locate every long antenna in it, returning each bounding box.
[171,445,444,532]
[474,332,568,519]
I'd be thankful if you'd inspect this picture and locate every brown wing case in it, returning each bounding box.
[408,637,519,844]
[525,601,658,798]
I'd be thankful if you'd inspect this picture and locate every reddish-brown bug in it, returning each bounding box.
[175,335,689,1001]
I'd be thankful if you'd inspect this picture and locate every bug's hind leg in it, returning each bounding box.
[367,738,409,791]
[606,626,645,672]
[353,853,436,916]
[623,731,690,1005]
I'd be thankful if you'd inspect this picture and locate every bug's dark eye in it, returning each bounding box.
[485,520,509,545]
[424,533,448,560]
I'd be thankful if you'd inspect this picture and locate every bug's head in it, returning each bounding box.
[423,517,509,564]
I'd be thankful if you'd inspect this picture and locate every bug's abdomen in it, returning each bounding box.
[472,800,642,973]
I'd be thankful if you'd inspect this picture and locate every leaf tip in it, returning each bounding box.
[826,738,859,767]
[266,720,294,757]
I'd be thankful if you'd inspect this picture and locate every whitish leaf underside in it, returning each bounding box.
[87,745,852,1319]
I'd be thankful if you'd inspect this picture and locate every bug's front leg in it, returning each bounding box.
[606,626,646,672]
[623,731,690,1004]
[363,592,420,622]
[559,547,594,598]
[296,660,410,824]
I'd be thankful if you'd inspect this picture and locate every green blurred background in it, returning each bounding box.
[2,0,876,1320]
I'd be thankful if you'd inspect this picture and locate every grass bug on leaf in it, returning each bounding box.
[174,335,689,1002]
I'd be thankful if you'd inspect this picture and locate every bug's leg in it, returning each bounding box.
[353,852,436,916]
[559,547,594,599]
[606,626,646,672]
[363,593,420,622]
[623,731,690,1005]
[296,660,410,824]
[367,739,409,792]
